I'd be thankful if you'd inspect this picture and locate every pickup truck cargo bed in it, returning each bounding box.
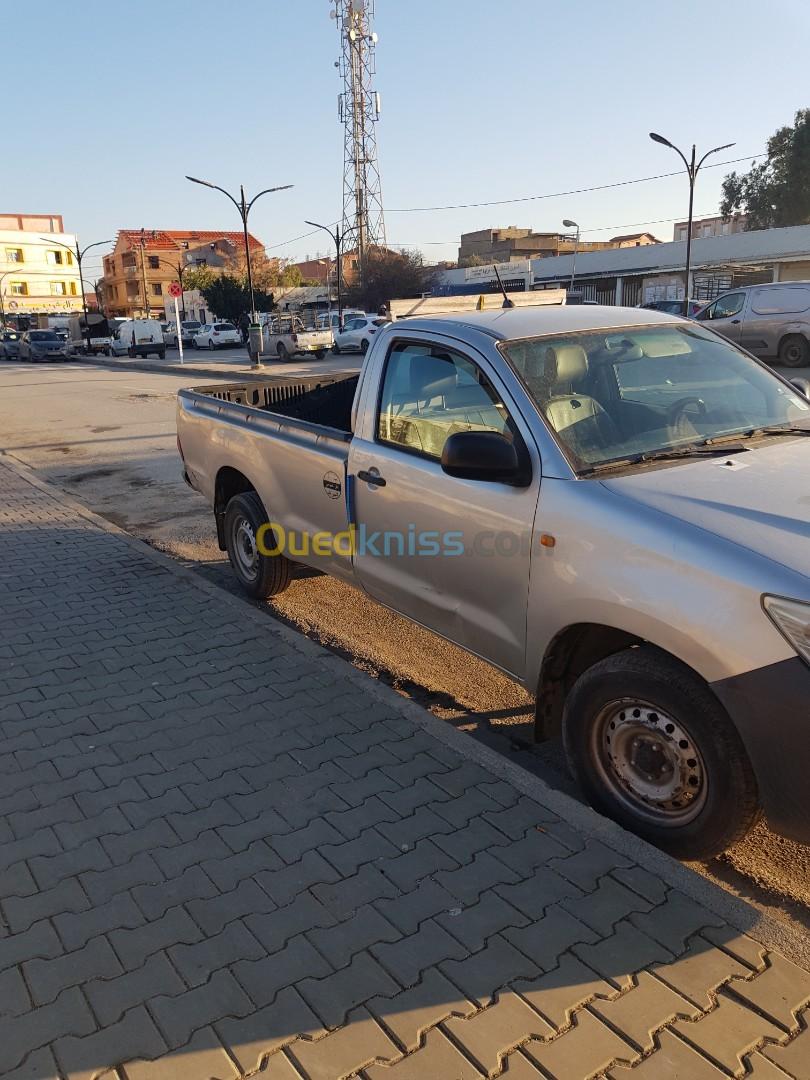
[188,373,359,433]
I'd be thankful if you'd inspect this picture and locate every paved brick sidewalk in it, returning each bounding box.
[1,453,809,1080]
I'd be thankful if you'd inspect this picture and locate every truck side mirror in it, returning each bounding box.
[441,431,523,484]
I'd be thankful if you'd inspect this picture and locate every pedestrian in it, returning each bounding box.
[238,312,250,345]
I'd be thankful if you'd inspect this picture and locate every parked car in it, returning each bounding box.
[110,319,165,359]
[178,297,810,859]
[332,315,387,354]
[165,320,202,347]
[18,329,70,361]
[192,322,241,350]
[261,314,333,360]
[316,310,366,333]
[695,281,810,367]
[0,330,21,359]
[640,299,705,317]
[68,315,113,355]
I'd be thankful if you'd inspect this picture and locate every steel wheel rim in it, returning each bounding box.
[590,697,708,826]
[784,342,804,365]
[231,515,259,582]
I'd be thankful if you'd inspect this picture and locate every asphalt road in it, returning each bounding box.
[1,356,809,937]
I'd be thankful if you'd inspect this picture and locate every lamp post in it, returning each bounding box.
[649,133,735,315]
[0,267,22,326]
[305,220,344,331]
[186,176,293,323]
[562,219,580,296]
[41,236,112,353]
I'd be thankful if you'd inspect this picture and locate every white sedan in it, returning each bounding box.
[332,315,387,355]
[192,322,242,350]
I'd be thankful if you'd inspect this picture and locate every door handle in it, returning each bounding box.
[357,469,386,487]
[731,319,741,324]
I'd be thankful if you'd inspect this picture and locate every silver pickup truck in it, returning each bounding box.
[177,300,810,859]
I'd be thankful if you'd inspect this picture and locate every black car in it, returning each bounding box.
[640,299,705,318]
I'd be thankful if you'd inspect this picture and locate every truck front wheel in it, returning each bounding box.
[562,646,760,859]
[223,492,293,599]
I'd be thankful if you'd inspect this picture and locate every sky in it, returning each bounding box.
[8,0,810,281]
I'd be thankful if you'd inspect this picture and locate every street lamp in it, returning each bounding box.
[41,236,112,353]
[305,220,344,331]
[562,219,580,296]
[649,132,735,315]
[0,267,22,326]
[185,176,293,323]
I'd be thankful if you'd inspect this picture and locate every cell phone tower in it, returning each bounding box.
[330,0,386,269]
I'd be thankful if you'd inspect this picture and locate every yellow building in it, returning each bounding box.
[0,213,84,322]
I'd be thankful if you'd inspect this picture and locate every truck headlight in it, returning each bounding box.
[763,595,810,666]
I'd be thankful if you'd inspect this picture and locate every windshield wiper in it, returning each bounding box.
[579,443,749,476]
[740,425,810,438]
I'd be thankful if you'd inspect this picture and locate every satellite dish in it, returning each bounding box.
[329,9,336,17]
[348,27,357,39]
[371,32,378,42]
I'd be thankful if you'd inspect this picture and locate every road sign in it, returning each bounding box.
[168,281,182,298]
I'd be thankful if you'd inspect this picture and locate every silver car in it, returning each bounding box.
[696,280,810,367]
[0,330,21,359]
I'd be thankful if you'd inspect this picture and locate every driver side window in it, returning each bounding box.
[377,342,511,460]
[704,292,744,320]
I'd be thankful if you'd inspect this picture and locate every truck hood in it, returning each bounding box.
[601,439,810,580]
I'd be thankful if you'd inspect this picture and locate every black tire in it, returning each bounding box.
[778,334,810,368]
[360,338,369,355]
[223,492,293,599]
[276,342,289,361]
[158,350,166,360]
[314,349,326,359]
[208,339,216,351]
[562,645,760,859]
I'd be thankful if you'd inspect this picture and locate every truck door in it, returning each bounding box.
[348,336,541,679]
[695,290,746,345]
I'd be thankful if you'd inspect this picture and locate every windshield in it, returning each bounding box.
[501,324,810,472]
[30,330,58,341]
[182,321,200,330]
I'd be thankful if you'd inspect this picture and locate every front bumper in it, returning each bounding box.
[712,656,810,844]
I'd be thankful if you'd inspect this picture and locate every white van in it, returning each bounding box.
[110,319,165,359]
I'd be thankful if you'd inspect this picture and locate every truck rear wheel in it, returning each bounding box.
[224,492,292,599]
[562,646,760,859]
[277,342,289,361]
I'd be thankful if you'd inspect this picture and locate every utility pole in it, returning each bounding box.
[139,228,150,319]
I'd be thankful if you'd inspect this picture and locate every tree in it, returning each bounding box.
[195,273,274,323]
[346,247,430,312]
[721,108,810,230]
[279,264,302,288]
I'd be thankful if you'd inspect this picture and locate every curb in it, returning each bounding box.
[2,449,808,969]
[70,353,269,382]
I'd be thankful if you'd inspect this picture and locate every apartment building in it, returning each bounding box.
[458,226,658,266]
[102,228,265,318]
[673,213,749,241]
[0,212,83,321]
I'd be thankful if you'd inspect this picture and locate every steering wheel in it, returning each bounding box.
[667,396,707,440]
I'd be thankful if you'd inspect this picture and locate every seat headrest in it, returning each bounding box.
[409,352,457,400]
[544,344,588,385]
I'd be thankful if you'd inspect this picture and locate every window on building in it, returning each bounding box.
[152,283,163,296]
[678,228,687,241]
[148,255,160,270]
[122,254,136,269]
[10,282,27,296]
[69,282,77,296]
[5,248,23,263]
[50,282,66,296]
[65,251,74,265]
[46,250,64,265]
